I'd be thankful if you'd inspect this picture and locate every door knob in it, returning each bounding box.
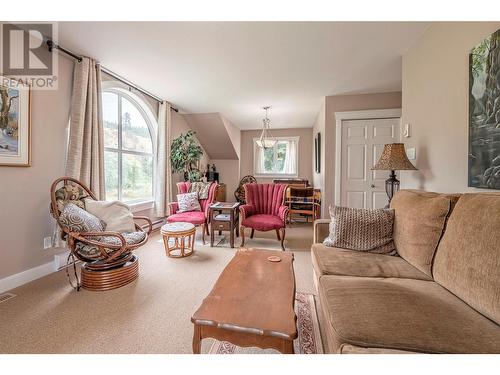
[371,184,375,188]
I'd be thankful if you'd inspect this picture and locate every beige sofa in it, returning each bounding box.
[312,190,500,354]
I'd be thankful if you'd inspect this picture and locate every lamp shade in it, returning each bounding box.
[372,143,417,171]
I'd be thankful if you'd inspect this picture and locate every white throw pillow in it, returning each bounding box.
[177,192,202,213]
[84,199,136,233]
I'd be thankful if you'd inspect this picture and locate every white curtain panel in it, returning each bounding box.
[283,140,297,175]
[155,101,172,217]
[65,57,105,199]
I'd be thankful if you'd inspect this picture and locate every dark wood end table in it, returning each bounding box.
[191,248,297,354]
[209,202,240,248]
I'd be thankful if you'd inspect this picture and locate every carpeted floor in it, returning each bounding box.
[0,223,316,354]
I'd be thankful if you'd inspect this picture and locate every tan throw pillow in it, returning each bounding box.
[84,199,136,233]
[323,206,396,255]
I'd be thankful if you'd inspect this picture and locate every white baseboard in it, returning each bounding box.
[0,260,56,294]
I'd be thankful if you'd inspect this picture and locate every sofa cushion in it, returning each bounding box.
[167,211,206,225]
[318,275,500,353]
[339,344,419,354]
[311,244,431,281]
[390,190,460,277]
[323,206,396,255]
[433,193,500,325]
[242,214,285,231]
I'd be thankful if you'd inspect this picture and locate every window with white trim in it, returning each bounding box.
[102,89,155,204]
[253,137,299,177]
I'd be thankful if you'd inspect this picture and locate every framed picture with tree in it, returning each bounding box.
[0,76,31,167]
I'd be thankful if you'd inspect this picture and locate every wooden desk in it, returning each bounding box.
[191,248,297,354]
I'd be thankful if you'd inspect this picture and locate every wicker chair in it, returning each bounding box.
[50,177,152,291]
[234,175,257,203]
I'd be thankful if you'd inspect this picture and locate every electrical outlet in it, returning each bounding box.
[406,147,416,160]
[43,236,52,249]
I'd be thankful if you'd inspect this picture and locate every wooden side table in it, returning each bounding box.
[209,202,240,248]
[161,222,196,258]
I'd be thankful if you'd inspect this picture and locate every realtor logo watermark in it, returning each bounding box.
[1,22,58,89]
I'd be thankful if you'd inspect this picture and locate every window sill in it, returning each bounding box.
[254,173,299,179]
[128,200,154,213]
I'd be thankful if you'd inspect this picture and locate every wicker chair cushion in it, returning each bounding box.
[54,185,90,212]
[59,203,106,233]
[75,231,147,260]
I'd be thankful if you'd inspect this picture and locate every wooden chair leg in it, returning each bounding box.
[250,229,255,239]
[280,227,286,251]
[201,225,206,245]
[275,229,281,241]
[205,222,209,235]
[240,226,245,247]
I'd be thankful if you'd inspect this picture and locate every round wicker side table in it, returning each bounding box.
[161,222,196,258]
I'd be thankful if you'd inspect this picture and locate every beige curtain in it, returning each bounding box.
[65,57,105,199]
[155,101,172,217]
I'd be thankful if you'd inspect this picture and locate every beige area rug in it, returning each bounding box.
[206,292,323,354]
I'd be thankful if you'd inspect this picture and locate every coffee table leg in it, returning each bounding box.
[282,339,294,354]
[192,324,202,354]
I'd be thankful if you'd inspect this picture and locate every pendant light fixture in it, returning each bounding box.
[256,106,277,149]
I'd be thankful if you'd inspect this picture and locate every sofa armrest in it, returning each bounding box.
[313,219,330,244]
[169,202,179,215]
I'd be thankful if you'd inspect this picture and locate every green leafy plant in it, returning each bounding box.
[170,130,204,181]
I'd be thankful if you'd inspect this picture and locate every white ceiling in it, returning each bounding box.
[58,22,429,130]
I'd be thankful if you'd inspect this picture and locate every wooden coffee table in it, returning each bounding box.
[191,248,297,354]
[161,222,196,258]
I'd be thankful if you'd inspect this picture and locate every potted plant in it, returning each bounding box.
[170,130,204,181]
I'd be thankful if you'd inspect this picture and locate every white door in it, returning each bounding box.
[340,118,400,209]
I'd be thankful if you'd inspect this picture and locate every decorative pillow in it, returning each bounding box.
[84,199,136,233]
[54,185,89,212]
[177,192,202,213]
[323,206,396,255]
[190,182,212,199]
[58,203,106,233]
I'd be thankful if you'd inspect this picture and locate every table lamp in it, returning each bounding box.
[372,143,417,204]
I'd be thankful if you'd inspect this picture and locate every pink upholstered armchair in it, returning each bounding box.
[167,181,218,244]
[240,183,289,251]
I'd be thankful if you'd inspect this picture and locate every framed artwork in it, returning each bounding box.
[0,76,31,166]
[314,132,321,173]
[468,29,500,189]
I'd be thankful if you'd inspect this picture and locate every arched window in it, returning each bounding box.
[102,88,156,204]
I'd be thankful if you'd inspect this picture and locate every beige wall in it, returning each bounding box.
[210,159,239,202]
[312,99,326,191]
[0,54,73,279]
[401,22,500,192]
[240,128,313,184]
[321,92,402,217]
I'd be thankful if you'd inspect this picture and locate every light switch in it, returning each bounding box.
[406,147,416,160]
[403,123,411,138]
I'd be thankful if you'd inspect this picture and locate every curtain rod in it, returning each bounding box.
[46,40,179,112]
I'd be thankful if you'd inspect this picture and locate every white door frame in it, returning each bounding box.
[334,108,402,206]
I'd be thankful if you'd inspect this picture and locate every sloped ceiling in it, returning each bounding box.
[183,113,239,160]
[57,22,430,129]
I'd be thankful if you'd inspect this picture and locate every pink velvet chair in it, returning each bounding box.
[239,183,289,250]
[167,181,218,244]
